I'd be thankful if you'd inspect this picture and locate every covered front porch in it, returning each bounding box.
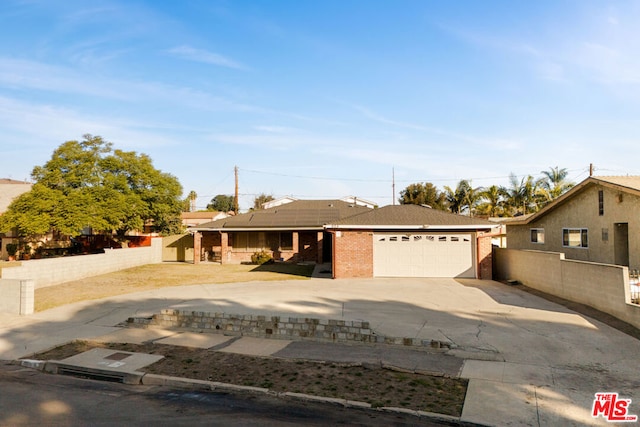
[192,230,332,265]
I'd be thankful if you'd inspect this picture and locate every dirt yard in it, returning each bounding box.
[32,340,468,417]
[35,263,314,312]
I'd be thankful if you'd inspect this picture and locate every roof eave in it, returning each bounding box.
[324,224,498,231]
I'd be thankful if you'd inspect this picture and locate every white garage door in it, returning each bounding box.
[373,233,475,278]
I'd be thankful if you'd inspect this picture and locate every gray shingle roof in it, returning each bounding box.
[194,200,371,230]
[327,204,496,228]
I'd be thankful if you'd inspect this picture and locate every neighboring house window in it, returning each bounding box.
[530,228,545,244]
[598,190,604,216]
[563,228,588,248]
[602,228,609,242]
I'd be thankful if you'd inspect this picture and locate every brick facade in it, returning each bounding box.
[332,230,373,279]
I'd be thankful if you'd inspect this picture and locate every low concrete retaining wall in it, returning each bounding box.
[495,248,640,330]
[0,238,163,289]
[130,309,450,349]
[0,279,34,315]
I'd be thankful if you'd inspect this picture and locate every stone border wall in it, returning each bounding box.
[130,309,449,349]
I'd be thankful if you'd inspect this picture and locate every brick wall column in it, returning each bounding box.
[477,234,493,279]
[193,232,202,265]
[317,231,323,264]
[292,232,299,262]
[220,232,229,265]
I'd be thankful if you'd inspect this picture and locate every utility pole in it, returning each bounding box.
[589,163,594,177]
[234,165,239,214]
[392,167,396,205]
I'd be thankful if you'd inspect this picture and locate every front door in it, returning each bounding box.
[614,223,629,266]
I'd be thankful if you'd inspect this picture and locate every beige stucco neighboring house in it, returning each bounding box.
[0,179,33,259]
[505,175,640,269]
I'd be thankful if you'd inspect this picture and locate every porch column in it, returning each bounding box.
[220,232,229,265]
[193,232,202,265]
[317,231,323,264]
[292,232,299,262]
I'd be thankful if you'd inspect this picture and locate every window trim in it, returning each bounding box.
[530,228,545,244]
[562,228,588,248]
[598,190,604,216]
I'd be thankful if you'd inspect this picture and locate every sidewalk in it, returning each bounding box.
[2,277,639,426]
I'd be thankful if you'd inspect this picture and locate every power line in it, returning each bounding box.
[240,167,588,185]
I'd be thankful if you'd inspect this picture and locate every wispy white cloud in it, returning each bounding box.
[253,125,297,133]
[352,105,523,150]
[167,45,247,70]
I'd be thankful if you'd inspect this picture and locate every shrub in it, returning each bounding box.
[251,250,273,265]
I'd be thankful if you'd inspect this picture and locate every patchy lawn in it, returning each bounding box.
[35,263,315,312]
[32,340,468,416]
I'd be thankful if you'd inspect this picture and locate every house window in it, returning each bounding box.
[562,228,588,248]
[266,232,293,251]
[530,228,545,244]
[602,228,609,242]
[280,232,293,250]
[598,190,604,216]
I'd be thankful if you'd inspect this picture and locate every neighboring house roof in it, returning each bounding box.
[261,196,298,210]
[508,175,640,225]
[193,200,371,231]
[0,179,32,213]
[340,196,378,209]
[181,211,228,227]
[325,204,498,230]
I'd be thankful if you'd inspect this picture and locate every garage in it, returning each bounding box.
[373,232,475,278]
[326,204,497,279]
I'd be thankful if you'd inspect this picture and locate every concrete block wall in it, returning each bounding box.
[495,248,640,330]
[1,238,163,289]
[0,279,34,315]
[133,309,449,349]
[332,230,373,279]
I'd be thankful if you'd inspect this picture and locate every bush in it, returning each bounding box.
[251,250,273,265]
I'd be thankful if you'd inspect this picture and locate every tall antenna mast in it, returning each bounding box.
[392,167,396,205]
[234,165,239,214]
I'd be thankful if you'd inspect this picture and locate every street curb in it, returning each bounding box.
[13,358,487,425]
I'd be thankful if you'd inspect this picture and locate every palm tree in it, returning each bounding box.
[502,173,544,216]
[477,185,505,217]
[187,190,197,212]
[444,180,483,216]
[539,167,574,204]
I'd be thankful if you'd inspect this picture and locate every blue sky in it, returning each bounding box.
[1,1,639,210]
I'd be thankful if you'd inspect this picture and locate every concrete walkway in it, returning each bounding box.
[2,277,639,426]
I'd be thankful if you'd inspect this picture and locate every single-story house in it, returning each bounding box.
[505,175,640,269]
[191,199,371,264]
[325,204,498,279]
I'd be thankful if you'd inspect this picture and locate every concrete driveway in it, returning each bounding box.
[2,277,639,426]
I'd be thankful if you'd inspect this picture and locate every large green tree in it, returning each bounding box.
[252,193,275,210]
[207,194,235,212]
[0,134,184,238]
[399,182,448,210]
